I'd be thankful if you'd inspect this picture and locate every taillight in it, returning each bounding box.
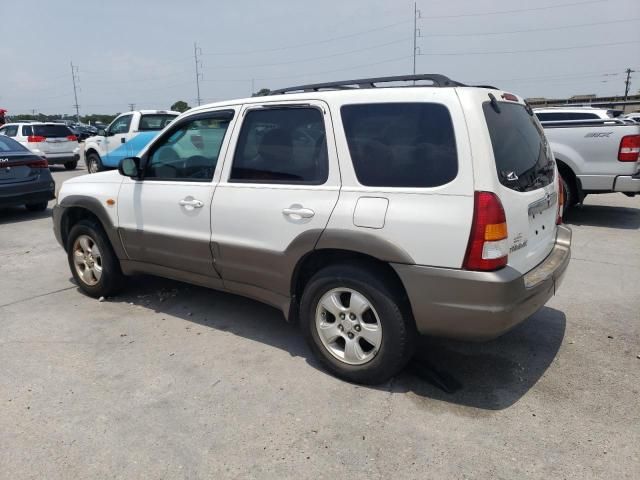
[27,135,46,143]
[67,135,78,141]
[618,135,640,162]
[556,178,564,225]
[27,158,49,168]
[463,191,509,271]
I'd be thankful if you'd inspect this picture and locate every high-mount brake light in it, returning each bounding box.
[501,93,519,102]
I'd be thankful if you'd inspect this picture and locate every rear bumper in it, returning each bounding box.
[45,153,80,165]
[393,225,572,341]
[0,185,55,208]
[613,172,640,193]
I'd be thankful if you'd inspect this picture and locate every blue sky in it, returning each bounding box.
[1,0,638,115]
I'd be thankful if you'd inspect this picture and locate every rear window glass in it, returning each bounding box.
[484,102,554,191]
[33,124,71,137]
[0,135,28,152]
[138,114,178,131]
[341,103,458,187]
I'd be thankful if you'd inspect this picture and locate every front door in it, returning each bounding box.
[103,114,133,167]
[211,101,340,297]
[117,109,237,278]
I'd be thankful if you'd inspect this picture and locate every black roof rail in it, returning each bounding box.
[472,85,500,90]
[269,74,466,95]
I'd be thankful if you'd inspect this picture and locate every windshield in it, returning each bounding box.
[138,114,178,131]
[483,101,554,192]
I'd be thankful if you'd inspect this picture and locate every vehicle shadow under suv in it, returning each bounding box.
[97,275,565,412]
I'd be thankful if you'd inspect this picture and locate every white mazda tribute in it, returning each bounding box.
[53,74,571,384]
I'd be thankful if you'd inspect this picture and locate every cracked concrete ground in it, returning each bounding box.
[1,163,639,479]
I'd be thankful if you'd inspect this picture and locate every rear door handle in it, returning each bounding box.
[282,205,315,219]
[179,197,204,209]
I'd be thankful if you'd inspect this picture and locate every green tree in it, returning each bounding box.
[171,100,191,113]
[252,88,271,97]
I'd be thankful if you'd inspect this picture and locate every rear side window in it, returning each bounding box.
[32,125,71,137]
[138,114,177,131]
[22,125,33,136]
[230,107,328,184]
[341,103,458,187]
[484,102,554,191]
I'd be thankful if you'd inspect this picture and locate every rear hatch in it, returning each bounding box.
[483,99,559,274]
[24,124,77,155]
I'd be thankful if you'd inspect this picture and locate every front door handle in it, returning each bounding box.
[179,197,204,209]
[121,137,126,144]
[282,205,315,219]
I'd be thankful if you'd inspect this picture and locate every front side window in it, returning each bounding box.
[108,115,132,135]
[145,111,233,181]
[230,107,328,184]
[341,103,458,187]
[138,114,178,131]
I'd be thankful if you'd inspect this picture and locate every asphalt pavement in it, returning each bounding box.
[0,162,638,479]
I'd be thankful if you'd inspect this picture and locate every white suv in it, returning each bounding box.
[53,75,571,384]
[0,122,80,169]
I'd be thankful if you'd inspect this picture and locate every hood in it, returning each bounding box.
[64,169,124,185]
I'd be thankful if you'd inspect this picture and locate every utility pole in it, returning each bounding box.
[412,2,421,75]
[128,103,136,111]
[194,42,203,106]
[623,68,635,101]
[70,61,80,123]
[251,78,255,97]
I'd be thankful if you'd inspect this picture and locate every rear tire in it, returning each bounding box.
[25,201,48,212]
[86,152,103,174]
[64,161,78,170]
[67,219,124,298]
[300,264,415,385]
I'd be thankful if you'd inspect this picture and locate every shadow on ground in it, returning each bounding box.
[564,202,640,229]
[87,274,565,411]
[0,206,52,225]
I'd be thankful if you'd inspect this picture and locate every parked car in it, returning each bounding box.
[534,107,640,206]
[0,135,55,211]
[68,125,92,142]
[0,122,81,170]
[623,112,640,123]
[83,110,179,173]
[53,74,571,384]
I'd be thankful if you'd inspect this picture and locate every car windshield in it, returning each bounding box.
[483,101,554,192]
[33,124,72,138]
[138,114,178,131]
[0,135,29,153]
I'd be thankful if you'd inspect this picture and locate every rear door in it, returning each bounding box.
[28,124,76,155]
[482,99,558,274]
[211,101,340,297]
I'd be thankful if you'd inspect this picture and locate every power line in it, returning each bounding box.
[418,17,640,37]
[421,0,618,19]
[418,40,639,56]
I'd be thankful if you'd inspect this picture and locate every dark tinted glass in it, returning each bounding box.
[536,112,599,121]
[341,103,457,187]
[0,135,29,152]
[22,125,33,136]
[484,102,554,191]
[33,125,72,137]
[146,112,233,181]
[231,108,328,184]
[138,114,177,131]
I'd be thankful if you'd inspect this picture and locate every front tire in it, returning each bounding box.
[64,161,78,170]
[67,219,124,297]
[86,152,103,174]
[300,264,415,385]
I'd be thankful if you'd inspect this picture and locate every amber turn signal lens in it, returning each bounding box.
[484,222,508,241]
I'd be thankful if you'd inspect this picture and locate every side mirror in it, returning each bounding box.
[118,157,142,179]
[97,128,107,136]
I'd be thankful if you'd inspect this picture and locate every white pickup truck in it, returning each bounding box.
[84,110,179,173]
[534,107,640,207]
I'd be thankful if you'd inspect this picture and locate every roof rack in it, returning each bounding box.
[269,74,466,95]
